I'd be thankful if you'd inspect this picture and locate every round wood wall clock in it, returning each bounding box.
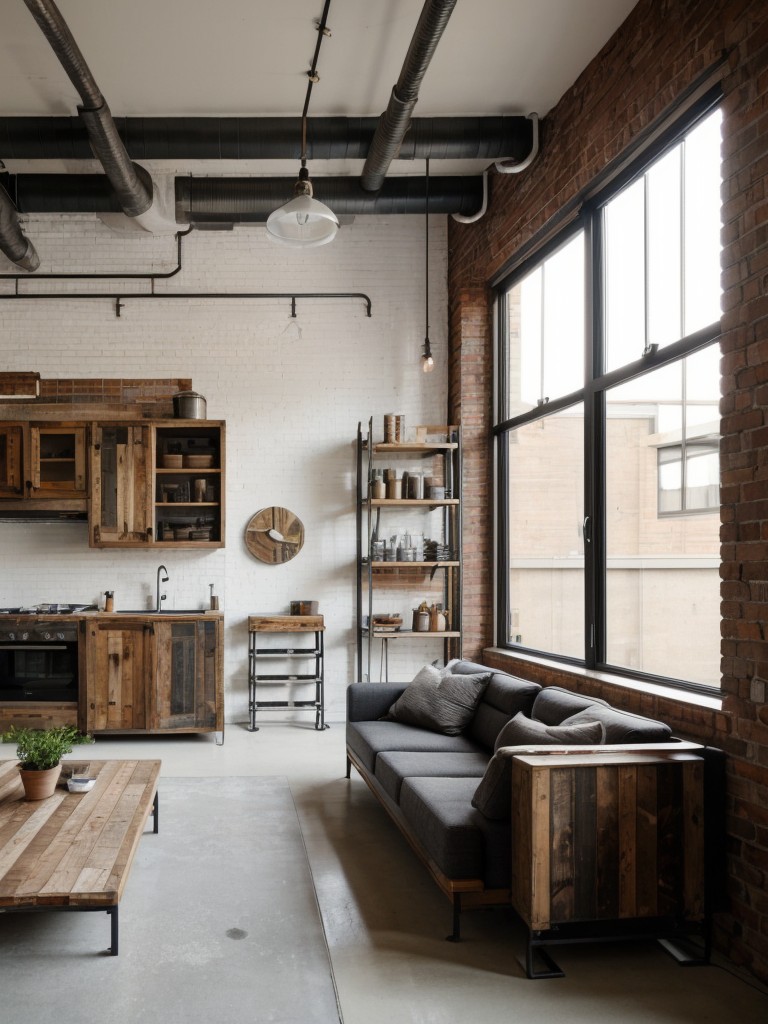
[245,507,305,564]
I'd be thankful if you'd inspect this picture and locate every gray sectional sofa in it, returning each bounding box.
[346,658,719,973]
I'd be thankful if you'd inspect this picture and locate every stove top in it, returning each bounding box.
[0,604,98,615]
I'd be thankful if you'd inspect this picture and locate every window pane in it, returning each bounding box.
[684,109,723,333]
[604,178,645,371]
[506,234,583,417]
[605,360,720,686]
[507,404,584,658]
[604,108,722,373]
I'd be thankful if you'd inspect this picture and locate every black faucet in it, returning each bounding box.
[156,565,169,612]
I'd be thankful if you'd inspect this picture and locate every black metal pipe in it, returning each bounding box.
[22,0,152,218]
[362,0,458,192]
[0,182,40,271]
[0,115,532,163]
[9,173,483,220]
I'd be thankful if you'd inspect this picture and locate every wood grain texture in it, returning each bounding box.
[0,759,159,909]
[245,507,305,563]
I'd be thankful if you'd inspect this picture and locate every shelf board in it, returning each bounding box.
[368,498,458,507]
[155,467,221,474]
[155,501,219,507]
[368,560,459,568]
[370,442,457,453]
[368,629,461,639]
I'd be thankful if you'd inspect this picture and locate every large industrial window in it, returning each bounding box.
[496,102,722,692]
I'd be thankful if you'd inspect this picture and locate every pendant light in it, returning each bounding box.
[422,157,435,372]
[266,2,338,248]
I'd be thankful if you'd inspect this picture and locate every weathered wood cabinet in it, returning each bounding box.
[510,749,707,977]
[153,618,222,731]
[89,423,153,545]
[84,618,151,731]
[83,614,223,737]
[0,420,87,508]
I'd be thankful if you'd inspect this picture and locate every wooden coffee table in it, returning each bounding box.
[0,758,160,955]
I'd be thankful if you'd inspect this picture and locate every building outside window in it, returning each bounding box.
[497,104,722,691]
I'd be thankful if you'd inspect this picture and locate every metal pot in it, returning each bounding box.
[172,391,207,419]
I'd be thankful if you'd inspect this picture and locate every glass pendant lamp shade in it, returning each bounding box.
[266,169,339,247]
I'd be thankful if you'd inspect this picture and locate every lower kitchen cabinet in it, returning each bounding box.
[152,618,223,733]
[85,619,151,732]
[84,614,224,738]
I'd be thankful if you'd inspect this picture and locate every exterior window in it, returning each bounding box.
[497,104,722,692]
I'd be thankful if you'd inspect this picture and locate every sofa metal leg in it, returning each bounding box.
[446,894,462,942]
[345,755,351,779]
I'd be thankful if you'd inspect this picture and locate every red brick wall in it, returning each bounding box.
[448,0,768,984]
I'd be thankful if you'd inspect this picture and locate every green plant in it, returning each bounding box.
[2,725,93,771]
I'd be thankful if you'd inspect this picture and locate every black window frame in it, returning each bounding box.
[494,91,723,697]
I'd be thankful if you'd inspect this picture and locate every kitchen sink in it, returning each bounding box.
[114,609,205,614]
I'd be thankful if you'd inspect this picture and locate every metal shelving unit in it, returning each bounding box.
[355,419,462,681]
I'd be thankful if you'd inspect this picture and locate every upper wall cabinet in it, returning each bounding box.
[0,421,87,511]
[89,423,153,546]
[89,420,225,548]
[0,424,23,498]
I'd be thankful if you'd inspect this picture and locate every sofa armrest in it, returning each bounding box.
[346,682,408,722]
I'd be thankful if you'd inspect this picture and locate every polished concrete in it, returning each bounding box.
[2,722,768,1023]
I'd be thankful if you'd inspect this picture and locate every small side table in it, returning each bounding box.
[247,614,328,731]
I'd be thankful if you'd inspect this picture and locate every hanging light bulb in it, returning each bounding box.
[422,336,435,372]
[266,168,339,247]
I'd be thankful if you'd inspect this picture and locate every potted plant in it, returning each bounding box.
[2,724,93,801]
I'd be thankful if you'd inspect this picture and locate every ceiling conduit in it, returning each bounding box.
[361,0,458,192]
[21,0,175,232]
[0,115,533,163]
[0,182,40,271]
[8,173,483,221]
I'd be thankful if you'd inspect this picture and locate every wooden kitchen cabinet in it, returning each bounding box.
[89,423,153,546]
[0,420,86,506]
[84,619,151,732]
[83,613,224,738]
[0,424,24,497]
[28,423,87,500]
[152,618,223,733]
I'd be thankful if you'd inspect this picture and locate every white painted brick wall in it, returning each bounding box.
[0,213,449,722]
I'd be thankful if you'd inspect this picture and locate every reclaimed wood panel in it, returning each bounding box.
[510,753,705,931]
[0,760,159,909]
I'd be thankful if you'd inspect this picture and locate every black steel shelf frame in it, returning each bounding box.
[248,627,327,731]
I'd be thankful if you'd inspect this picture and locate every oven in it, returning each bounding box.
[0,620,80,703]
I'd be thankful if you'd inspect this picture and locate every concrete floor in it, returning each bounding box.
[2,720,768,1023]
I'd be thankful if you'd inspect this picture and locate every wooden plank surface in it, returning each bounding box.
[248,614,324,632]
[0,760,159,909]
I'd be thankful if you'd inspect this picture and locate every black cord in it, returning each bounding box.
[300,0,333,167]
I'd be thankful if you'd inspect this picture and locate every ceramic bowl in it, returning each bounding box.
[67,777,96,793]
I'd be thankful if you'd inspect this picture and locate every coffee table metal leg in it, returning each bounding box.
[153,790,159,834]
[108,905,118,956]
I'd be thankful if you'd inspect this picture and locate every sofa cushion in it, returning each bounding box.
[399,777,487,880]
[347,720,481,773]
[376,750,490,804]
[472,718,606,822]
[563,705,673,743]
[467,675,541,751]
[531,685,606,725]
[381,671,491,735]
[494,712,606,751]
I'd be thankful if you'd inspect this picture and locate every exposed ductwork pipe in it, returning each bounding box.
[0,182,40,271]
[0,115,533,164]
[21,0,176,231]
[7,173,484,222]
[361,0,458,192]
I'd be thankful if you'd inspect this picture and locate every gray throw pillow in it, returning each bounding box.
[410,663,441,685]
[473,717,605,820]
[494,712,606,751]
[382,671,490,735]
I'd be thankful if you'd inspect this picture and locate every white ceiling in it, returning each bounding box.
[1,0,638,177]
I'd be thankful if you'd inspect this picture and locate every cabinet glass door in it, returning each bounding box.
[29,425,86,499]
[153,620,218,730]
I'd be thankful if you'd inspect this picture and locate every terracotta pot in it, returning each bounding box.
[19,764,61,801]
